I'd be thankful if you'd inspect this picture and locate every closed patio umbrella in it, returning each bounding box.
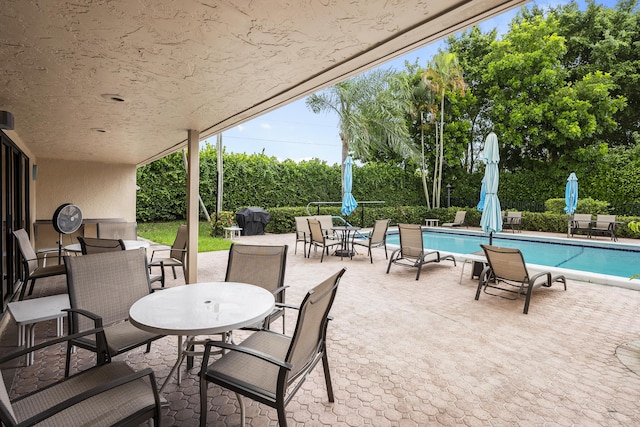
[479,132,502,244]
[564,172,578,236]
[341,156,358,216]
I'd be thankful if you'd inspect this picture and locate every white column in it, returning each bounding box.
[186,130,200,283]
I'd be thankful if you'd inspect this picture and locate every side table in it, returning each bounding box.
[424,218,440,227]
[7,294,70,365]
[223,226,243,240]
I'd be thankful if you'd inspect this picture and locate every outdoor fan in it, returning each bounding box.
[52,203,83,260]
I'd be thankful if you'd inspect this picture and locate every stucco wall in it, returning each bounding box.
[34,158,137,250]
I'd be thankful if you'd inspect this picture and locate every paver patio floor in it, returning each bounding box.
[2,231,640,426]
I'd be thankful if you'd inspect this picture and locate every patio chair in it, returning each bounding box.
[570,213,592,237]
[504,211,522,233]
[12,228,67,301]
[307,218,341,262]
[475,244,567,314]
[149,224,187,281]
[77,236,125,254]
[442,211,466,227]
[63,248,164,377]
[199,268,346,427]
[0,327,161,427]
[225,243,289,332]
[386,223,456,280]
[294,216,311,256]
[351,219,390,263]
[97,221,138,240]
[590,214,618,241]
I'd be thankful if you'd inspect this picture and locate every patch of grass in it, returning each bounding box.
[138,221,232,252]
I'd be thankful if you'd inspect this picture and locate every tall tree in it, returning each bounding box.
[306,69,413,191]
[422,52,466,207]
[482,12,625,170]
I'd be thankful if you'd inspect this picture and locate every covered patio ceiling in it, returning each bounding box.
[1,0,528,166]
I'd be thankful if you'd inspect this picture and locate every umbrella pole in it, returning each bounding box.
[567,214,574,238]
[489,231,493,246]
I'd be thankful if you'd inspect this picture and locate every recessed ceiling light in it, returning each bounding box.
[100,94,125,102]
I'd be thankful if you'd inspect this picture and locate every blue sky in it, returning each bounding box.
[202,0,618,166]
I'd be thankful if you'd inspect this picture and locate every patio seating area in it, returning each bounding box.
[1,232,640,426]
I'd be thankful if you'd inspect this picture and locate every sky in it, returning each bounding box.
[202,0,618,166]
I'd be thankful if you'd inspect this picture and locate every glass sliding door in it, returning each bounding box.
[1,131,30,311]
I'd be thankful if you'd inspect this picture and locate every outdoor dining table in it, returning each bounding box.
[331,226,361,259]
[64,239,150,253]
[129,282,275,393]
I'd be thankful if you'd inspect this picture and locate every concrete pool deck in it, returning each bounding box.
[1,230,640,426]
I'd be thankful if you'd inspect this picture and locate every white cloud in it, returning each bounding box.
[260,123,271,129]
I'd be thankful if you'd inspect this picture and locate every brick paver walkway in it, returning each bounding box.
[2,231,639,426]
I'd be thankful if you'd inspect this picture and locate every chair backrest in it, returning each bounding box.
[307,218,325,245]
[480,244,529,282]
[225,244,288,303]
[294,216,310,238]
[64,248,152,332]
[369,219,390,245]
[285,268,346,382]
[595,215,616,229]
[12,229,38,274]
[315,215,334,233]
[507,211,522,224]
[77,237,126,254]
[454,211,466,224]
[97,222,138,240]
[398,223,423,258]
[170,225,188,261]
[573,214,592,222]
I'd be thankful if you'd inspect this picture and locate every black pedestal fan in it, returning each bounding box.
[52,203,83,261]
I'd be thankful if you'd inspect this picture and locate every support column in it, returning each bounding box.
[186,129,200,284]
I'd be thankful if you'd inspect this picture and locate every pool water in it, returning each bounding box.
[385,229,640,280]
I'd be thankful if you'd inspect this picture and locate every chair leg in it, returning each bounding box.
[199,380,208,427]
[321,351,335,402]
[236,392,247,427]
[276,398,287,427]
[172,266,177,279]
[28,278,36,296]
[65,343,73,377]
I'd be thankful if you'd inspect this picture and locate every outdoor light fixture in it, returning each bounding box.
[0,110,14,130]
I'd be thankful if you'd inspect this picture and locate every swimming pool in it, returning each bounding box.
[385,228,640,289]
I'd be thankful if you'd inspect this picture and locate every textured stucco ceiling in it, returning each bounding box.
[0,0,528,166]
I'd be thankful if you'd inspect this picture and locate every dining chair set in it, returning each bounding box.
[3,229,347,427]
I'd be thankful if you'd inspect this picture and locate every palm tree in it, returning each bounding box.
[422,52,466,207]
[306,69,414,192]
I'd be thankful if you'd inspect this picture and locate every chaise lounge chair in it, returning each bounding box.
[442,211,466,228]
[475,244,567,314]
[386,223,456,280]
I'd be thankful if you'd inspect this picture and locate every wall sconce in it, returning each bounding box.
[0,111,14,130]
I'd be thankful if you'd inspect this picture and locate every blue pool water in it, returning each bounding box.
[385,229,640,280]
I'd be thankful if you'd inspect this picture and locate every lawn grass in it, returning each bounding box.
[137,221,232,252]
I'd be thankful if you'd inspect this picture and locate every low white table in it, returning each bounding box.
[64,239,150,253]
[129,282,274,392]
[424,218,440,227]
[223,226,243,240]
[7,294,70,365]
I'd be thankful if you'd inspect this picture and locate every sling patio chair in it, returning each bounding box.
[442,210,467,227]
[570,213,593,237]
[12,228,67,301]
[294,216,311,256]
[77,236,125,254]
[63,248,164,377]
[590,214,618,241]
[351,219,390,263]
[149,224,187,282]
[475,244,567,314]
[307,218,341,262]
[0,327,161,427]
[386,223,456,280]
[199,268,346,427]
[504,211,522,233]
